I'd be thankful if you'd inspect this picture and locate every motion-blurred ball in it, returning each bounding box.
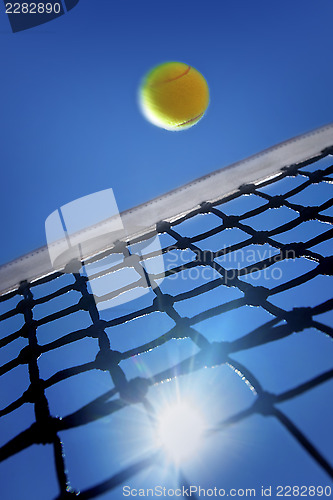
[139,62,209,131]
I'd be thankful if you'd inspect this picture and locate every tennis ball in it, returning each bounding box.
[139,62,209,131]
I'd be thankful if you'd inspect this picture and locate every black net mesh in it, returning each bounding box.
[0,146,332,499]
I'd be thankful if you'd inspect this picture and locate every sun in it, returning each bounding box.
[155,401,206,464]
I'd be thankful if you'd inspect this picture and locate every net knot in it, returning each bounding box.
[95,349,122,371]
[77,295,94,312]
[307,169,325,183]
[250,231,269,245]
[253,391,276,416]
[284,307,312,332]
[120,377,150,403]
[222,214,239,228]
[153,294,175,312]
[156,220,171,233]
[282,164,299,176]
[126,254,142,267]
[64,259,82,274]
[223,268,240,286]
[208,341,229,364]
[322,145,333,156]
[72,275,89,292]
[18,344,42,364]
[317,256,333,276]
[16,297,34,314]
[268,195,285,208]
[31,418,59,445]
[298,206,319,221]
[199,202,212,213]
[239,183,256,195]
[279,242,305,259]
[197,250,215,265]
[19,320,38,338]
[18,280,30,295]
[177,237,192,250]
[86,321,108,338]
[112,240,127,254]
[244,286,269,306]
[23,380,45,403]
[173,317,191,338]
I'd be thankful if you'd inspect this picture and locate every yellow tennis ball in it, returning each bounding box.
[139,62,209,131]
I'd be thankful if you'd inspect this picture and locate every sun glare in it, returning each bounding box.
[155,401,206,464]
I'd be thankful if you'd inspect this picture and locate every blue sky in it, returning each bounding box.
[0,1,332,499]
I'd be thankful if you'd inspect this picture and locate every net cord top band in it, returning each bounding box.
[0,123,332,296]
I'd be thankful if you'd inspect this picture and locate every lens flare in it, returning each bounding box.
[155,401,206,463]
